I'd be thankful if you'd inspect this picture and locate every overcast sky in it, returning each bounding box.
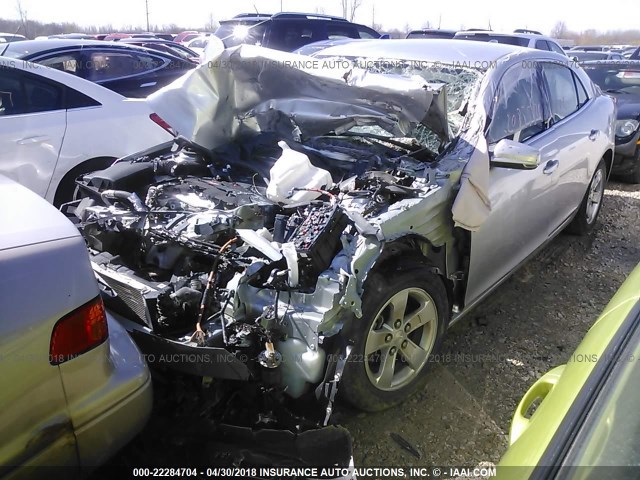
[2,0,639,34]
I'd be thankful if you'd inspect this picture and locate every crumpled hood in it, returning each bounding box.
[147,45,449,150]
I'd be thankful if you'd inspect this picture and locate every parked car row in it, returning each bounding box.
[1,13,639,476]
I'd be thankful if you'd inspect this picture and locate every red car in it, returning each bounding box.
[173,30,200,44]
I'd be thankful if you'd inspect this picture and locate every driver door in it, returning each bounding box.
[464,62,559,305]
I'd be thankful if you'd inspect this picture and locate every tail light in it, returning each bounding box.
[620,71,640,79]
[150,113,174,135]
[50,296,108,365]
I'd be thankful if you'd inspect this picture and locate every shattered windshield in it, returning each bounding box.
[318,56,483,150]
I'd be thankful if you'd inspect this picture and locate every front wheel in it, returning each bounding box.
[566,160,606,236]
[340,268,448,412]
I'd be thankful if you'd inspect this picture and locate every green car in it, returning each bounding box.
[499,264,640,479]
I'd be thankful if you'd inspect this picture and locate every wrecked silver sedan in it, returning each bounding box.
[64,40,615,418]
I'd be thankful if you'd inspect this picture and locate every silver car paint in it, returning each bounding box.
[0,176,151,474]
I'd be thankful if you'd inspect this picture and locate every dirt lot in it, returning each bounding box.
[102,181,640,475]
[340,180,640,469]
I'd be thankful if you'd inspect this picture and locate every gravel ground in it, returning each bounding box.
[338,180,640,470]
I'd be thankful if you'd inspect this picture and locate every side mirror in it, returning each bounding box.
[491,139,541,169]
[379,34,391,39]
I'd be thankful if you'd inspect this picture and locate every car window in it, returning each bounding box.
[0,70,25,115]
[326,24,359,40]
[85,51,165,82]
[38,53,82,75]
[65,87,101,109]
[487,64,546,144]
[542,63,581,122]
[357,26,379,39]
[548,41,566,55]
[268,21,322,51]
[0,69,63,115]
[454,33,530,47]
[575,73,589,107]
[214,21,268,48]
[535,40,551,51]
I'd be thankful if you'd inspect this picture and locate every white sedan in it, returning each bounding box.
[0,57,174,206]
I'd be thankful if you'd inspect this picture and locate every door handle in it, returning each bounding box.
[139,81,157,88]
[17,135,50,145]
[509,365,565,444]
[543,159,559,175]
[589,129,599,141]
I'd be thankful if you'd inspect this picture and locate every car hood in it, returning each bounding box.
[147,44,449,151]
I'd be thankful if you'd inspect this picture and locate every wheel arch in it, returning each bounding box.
[52,156,117,207]
[368,234,455,313]
[602,148,614,179]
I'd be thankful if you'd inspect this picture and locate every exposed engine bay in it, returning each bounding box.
[69,133,453,398]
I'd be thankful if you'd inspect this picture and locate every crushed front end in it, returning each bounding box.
[63,45,470,468]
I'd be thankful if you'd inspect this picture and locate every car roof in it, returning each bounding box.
[455,31,555,41]
[315,38,531,66]
[224,12,350,22]
[581,59,640,66]
[0,175,81,252]
[118,38,175,44]
[409,29,458,34]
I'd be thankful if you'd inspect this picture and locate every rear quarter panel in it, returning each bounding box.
[47,99,172,202]
[0,234,97,471]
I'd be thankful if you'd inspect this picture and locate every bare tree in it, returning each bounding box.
[551,20,568,39]
[204,13,218,32]
[15,0,29,37]
[341,0,363,22]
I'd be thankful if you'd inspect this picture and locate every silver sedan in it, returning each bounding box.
[0,175,152,476]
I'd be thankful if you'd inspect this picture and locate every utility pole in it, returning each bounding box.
[145,0,150,31]
[280,0,283,12]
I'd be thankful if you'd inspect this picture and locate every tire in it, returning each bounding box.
[566,160,606,236]
[53,157,115,207]
[340,268,448,412]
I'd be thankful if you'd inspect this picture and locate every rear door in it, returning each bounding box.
[538,62,593,232]
[0,68,67,197]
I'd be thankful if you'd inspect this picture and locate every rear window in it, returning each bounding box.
[455,34,529,47]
